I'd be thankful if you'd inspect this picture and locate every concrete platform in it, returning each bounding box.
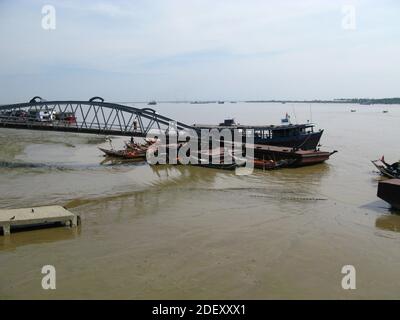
[0,206,80,235]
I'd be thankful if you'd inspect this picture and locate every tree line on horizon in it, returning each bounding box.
[245,98,400,104]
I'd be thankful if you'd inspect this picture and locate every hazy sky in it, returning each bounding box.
[0,0,399,103]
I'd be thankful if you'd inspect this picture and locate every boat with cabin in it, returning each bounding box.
[193,118,324,150]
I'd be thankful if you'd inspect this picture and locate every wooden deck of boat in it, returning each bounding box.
[0,205,79,235]
[249,144,335,166]
[252,144,329,155]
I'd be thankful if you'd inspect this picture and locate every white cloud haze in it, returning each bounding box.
[0,0,399,103]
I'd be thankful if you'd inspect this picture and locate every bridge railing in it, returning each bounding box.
[0,99,194,137]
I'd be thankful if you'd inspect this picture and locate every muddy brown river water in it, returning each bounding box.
[0,102,399,299]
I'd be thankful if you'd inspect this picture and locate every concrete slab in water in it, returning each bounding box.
[0,205,79,235]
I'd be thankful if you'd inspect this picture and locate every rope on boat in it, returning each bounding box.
[295,131,313,150]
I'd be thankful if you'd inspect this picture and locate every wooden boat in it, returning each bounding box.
[293,149,337,166]
[378,179,400,210]
[125,138,157,152]
[372,158,400,179]
[98,147,146,160]
[100,138,157,162]
[251,144,337,167]
[124,142,147,152]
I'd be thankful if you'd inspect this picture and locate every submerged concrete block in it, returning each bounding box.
[0,205,80,235]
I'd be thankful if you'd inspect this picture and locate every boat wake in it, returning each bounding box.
[0,160,49,169]
[0,160,95,171]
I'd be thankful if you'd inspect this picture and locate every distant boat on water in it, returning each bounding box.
[190,101,214,104]
[148,101,157,106]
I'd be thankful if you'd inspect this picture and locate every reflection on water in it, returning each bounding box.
[375,214,400,233]
[0,160,50,169]
[1,103,400,299]
[0,226,81,251]
[99,157,147,166]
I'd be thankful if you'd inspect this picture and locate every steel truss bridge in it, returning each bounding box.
[0,97,194,137]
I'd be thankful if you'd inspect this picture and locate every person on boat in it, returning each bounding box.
[381,156,400,173]
[390,161,400,173]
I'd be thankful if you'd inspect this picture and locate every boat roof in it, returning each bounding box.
[192,123,315,130]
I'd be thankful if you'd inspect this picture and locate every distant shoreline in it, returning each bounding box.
[118,98,400,105]
[244,98,400,105]
[3,98,400,106]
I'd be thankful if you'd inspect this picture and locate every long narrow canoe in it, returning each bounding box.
[98,147,146,160]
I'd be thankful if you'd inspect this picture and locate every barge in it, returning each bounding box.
[251,144,336,167]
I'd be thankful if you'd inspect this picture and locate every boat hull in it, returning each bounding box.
[98,147,146,160]
[253,145,336,167]
[294,151,333,166]
[378,179,400,210]
[254,130,323,150]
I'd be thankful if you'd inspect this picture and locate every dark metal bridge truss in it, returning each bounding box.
[0,97,194,137]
